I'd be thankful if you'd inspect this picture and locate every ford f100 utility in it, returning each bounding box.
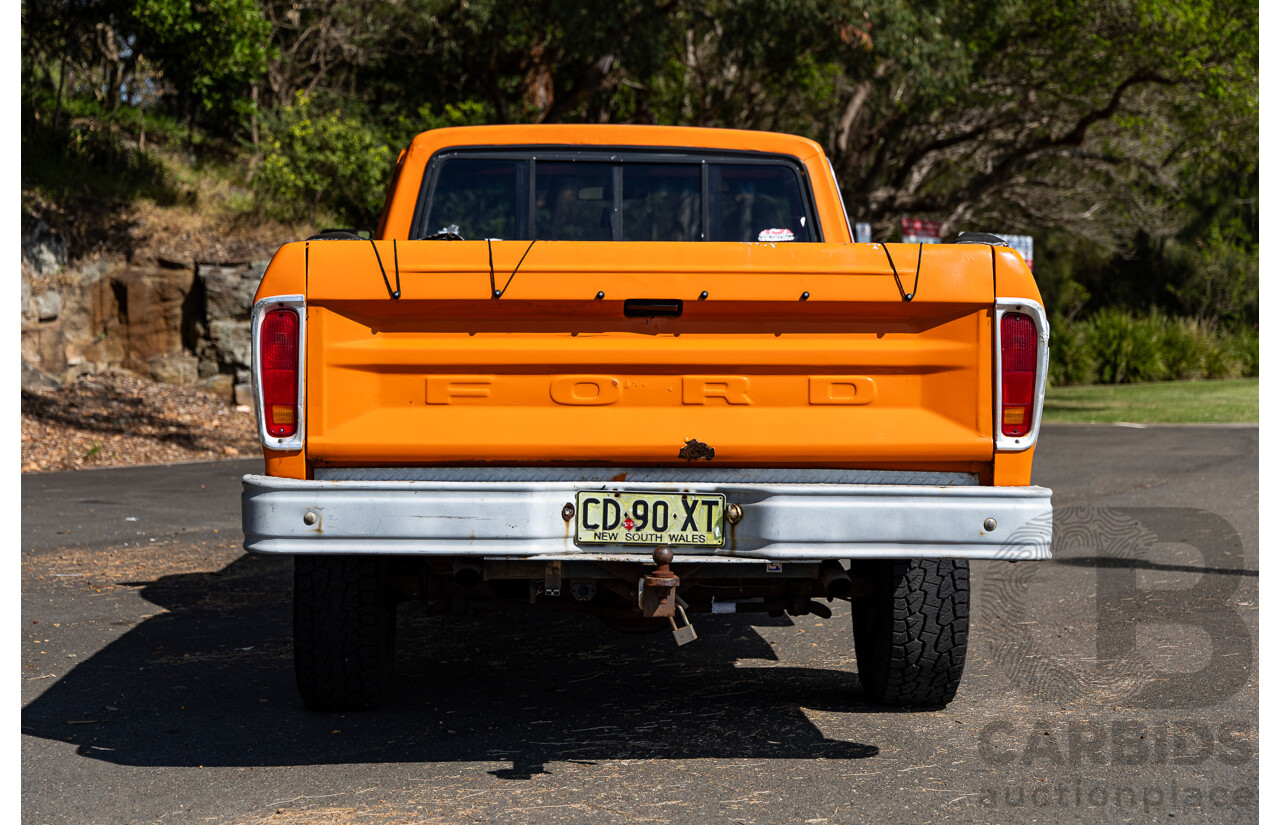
[241,124,1053,711]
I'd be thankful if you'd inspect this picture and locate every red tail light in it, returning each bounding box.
[1000,313,1037,437]
[260,308,300,438]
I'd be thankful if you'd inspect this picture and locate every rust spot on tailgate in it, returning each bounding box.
[678,439,715,461]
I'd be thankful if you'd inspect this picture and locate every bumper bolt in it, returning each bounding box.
[561,503,575,521]
[726,503,743,524]
[983,517,997,532]
[303,511,318,526]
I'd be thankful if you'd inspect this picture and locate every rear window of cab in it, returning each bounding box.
[410,149,820,243]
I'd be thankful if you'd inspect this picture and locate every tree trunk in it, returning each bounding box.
[251,84,260,149]
[106,59,122,112]
[53,53,67,131]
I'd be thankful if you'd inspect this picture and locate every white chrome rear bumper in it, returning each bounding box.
[242,473,1052,561]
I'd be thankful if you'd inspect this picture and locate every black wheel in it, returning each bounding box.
[293,555,396,711]
[851,559,969,707]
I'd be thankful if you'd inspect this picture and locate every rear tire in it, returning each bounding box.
[851,559,969,707]
[294,556,396,711]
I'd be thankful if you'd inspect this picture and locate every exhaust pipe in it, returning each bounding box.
[819,560,853,598]
[453,560,483,588]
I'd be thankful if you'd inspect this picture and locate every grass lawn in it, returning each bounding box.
[1042,378,1258,424]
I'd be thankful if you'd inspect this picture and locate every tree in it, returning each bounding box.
[23,0,272,138]
[629,0,1257,253]
[22,0,137,116]
[130,0,271,126]
[258,0,399,109]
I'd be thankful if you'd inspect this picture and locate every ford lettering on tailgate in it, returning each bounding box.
[574,491,725,547]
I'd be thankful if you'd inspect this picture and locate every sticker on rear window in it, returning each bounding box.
[758,228,795,242]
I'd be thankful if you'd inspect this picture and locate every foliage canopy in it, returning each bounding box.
[21,0,1258,326]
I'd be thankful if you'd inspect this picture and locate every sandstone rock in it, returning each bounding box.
[34,291,62,322]
[197,373,235,398]
[21,218,68,277]
[199,262,262,321]
[81,328,128,369]
[21,359,62,391]
[20,327,39,363]
[58,361,97,384]
[234,382,254,407]
[209,319,252,368]
[25,325,68,373]
[110,265,196,362]
[79,259,112,281]
[195,338,220,378]
[148,353,199,386]
[19,249,272,390]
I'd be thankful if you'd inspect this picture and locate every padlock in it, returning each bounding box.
[667,604,697,646]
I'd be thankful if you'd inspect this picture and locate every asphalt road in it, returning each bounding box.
[21,425,1259,824]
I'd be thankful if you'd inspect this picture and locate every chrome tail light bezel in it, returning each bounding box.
[994,298,1050,452]
[251,294,307,451]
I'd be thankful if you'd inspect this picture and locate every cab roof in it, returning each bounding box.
[406,124,827,163]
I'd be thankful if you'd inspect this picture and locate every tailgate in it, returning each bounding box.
[300,241,995,468]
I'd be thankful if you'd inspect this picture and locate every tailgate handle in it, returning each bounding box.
[624,298,683,317]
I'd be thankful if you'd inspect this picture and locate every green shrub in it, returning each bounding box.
[1048,316,1098,387]
[1158,316,1211,380]
[255,92,394,228]
[1229,326,1260,377]
[1203,335,1245,379]
[1047,311,1260,386]
[1086,308,1167,384]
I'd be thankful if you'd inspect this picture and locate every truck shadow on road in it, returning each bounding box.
[23,553,892,775]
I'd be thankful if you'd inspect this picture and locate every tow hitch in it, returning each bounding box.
[638,546,698,646]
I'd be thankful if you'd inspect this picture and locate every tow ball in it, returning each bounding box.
[639,546,679,618]
[639,546,697,646]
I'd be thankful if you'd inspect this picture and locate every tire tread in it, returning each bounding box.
[853,559,969,707]
[293,556,395,711]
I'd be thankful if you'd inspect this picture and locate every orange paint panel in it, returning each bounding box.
[304,283,996,466]
[264,451,306,479]
[550,375,622,406]
[808,377,876,405]
[307,406,993,465]
[427,375,496,404]
[300,240,997,304]
[253,243,307,303]
[682,376,752,405]
[976,306,995,445]
[993,247,1045,307]
[994,447,1037,487]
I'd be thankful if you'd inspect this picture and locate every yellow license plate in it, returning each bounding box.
[574,491,725,547]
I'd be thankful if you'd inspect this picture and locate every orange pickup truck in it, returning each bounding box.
[242,124,1052,711]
